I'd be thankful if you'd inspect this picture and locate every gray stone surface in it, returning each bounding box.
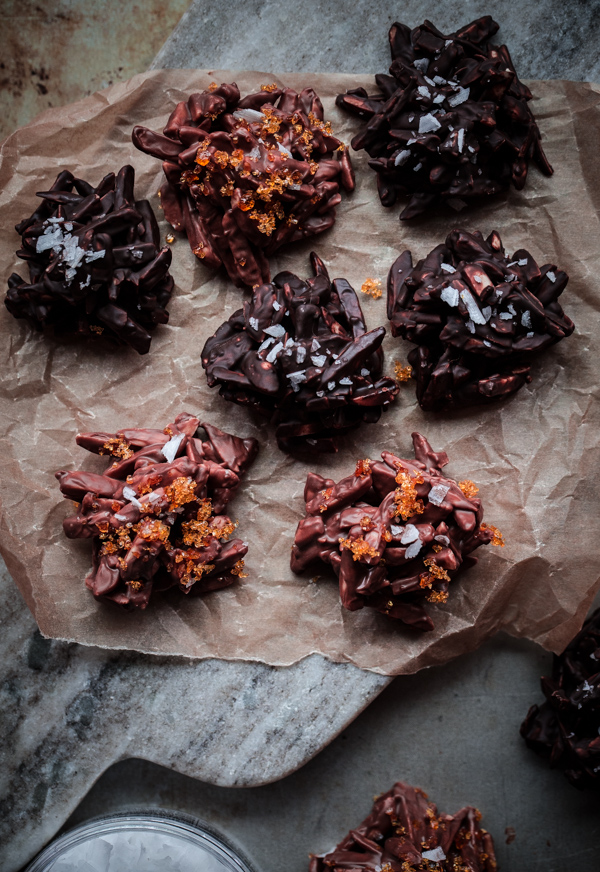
[51,633,600,872]
[0,556,388,872]
[152,0,600,81]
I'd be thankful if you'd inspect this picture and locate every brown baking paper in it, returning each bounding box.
[1,70,599,675]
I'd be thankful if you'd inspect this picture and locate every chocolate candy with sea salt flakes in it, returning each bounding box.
[309,780,498,872]
[520,607,600,791]
[291,432,501,631]
[336,16,552,219]
[56,413,258,610]
[132,82,354,290]
[201,253,399,454]
[388,229,574,411]
[5,166,174,354]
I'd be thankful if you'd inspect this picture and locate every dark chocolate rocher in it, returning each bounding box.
[521,607,600,791]
[309,780,498,872]
[5,166,174,354]
[336,16,552,219]
[132,82,354,289]
[387,229,574,411]
[201,253,399,454]
[291,432,503,630]
[56,413,258,609]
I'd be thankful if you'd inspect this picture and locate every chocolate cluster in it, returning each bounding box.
[291,432,502,630]
[56,413,258,609]
[5,166,173,354]
[336,16,552,219]
[521,608,600,790]
[310,781,497,872]
[132,82,354,289]
[202,253,399,454]
[387,229,574,411]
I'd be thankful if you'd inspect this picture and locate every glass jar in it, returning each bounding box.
[25,809,258,872]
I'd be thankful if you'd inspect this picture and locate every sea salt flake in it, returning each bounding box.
[264,323,285,338]
[114,513,128,522]
[339,377,353,386]
[423,847,446,862]
[161,433,185,463]
[457,128,465,152]
[122,486,143,509]
[311,338,321,351]
[441,286,459,307]
[527,331,534,337]
[80,274,91,289]
[249,316,259,331]
[47,216,64,224]
[428,484,449,506]
[434,534,450,545]
[582,679,593,693]
[499,311,513,320]
[518,258,528,266]
[401,524,420,544]
[433,76,446,85]
[233,108,264,122]
[405,539,422,559]
[296,346,306,363]
[273,300,281,311]
[360,368,370,377]
[394,149,411,167]
[285,337,294,347]
[460,288,486,324]
[417,85,430,99]
[84,249,106,263]
[448,86,470,107]
[413,58,429,72]
[390,525,404,536]
[433,93,446,104]
[316,390,325,397]
[148,493,161,503]
[418,113,441,134]
[521,310,532,329]
[441,263,456,274]
[482,306,492,322]
[258,337,274,352]
[483,339,492,347]
[546,270,556,283]
[266,341,283,363]
[413,162,422,172]
[327,381,336,390]
[467,319,476,334]
[311,354,327,367]
[507,303,517,316]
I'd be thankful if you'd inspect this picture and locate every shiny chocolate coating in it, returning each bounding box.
[291,432,496,630]
[309,780,497,872]
[387,229,574,411]
[132,82,354,289]
[521,607,600,791]
[336,16,552,219]
[201,253,399,454]
[5,166,173,354]
[56,413,258,609]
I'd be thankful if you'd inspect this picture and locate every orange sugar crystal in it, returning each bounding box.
[459,479,479,498]
[360,278,382,299]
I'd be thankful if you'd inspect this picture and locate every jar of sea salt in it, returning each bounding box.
[26,810,258,872]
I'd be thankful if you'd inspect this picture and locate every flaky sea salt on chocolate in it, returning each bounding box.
[309,781,497,872]
[5,166,174,354]
[336,16,552,219]
[521,607,600,791]
[133,82,354,289]
[387,229,574,411]
[202,253,399,454]
[55,413,258,609]
[291,432,503,630]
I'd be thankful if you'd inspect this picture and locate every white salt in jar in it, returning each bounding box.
[26,810,258,872]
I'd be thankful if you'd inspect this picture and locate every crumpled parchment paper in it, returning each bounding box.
[0,70,599,675]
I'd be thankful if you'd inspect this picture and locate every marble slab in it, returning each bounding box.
[0,556,389,872]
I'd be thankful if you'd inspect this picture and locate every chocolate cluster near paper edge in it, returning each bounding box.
[336,16,552,219]
[5,166,174,354]
[309,781,497,872]
[132,82,354,289]
[55,413,258,609]
[202,253,399,454]
[291,432,503,630]
[387,229,574,411]
[521,608,600,790]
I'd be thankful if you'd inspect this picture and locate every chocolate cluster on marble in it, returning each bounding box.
[336,16,552,219]
[132,82,354,289]
[5,166,173,354]
[309,780,497,872]
[56,413,258,609]
[388,229,574,411]
[202,253,399,454]
[521,608,600,790]
[291,432,502,630]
